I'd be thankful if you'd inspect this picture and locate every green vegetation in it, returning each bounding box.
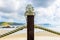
[0,22,24,26]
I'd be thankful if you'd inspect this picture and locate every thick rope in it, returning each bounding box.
[35,25,60,35]
[0,26,26,38]
[0,25,60,38]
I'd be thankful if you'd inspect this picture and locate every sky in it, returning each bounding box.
[0,0,60,26]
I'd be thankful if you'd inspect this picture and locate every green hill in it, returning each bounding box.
[0,22,24,26]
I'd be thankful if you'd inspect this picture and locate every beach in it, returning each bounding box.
[0,28,60,40]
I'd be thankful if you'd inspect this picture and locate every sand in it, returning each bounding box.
[0,29,60,40]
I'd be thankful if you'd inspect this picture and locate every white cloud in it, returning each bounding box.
[0,0,29,23]
[0,0,60,25]
[0,12,26,23]
[35,0,60,25]
[0,0,4,7]
[0,0,29,13]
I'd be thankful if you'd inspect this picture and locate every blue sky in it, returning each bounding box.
[0,0,60,25]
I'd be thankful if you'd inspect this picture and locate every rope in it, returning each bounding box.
[35,25,60,35]
[0,26,26,38]
[0,25,60,38]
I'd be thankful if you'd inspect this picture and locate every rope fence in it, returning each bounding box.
[0,26,26,38]
[35,25,60,35]
[0,25,60,38]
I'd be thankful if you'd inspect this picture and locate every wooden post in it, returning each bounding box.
[25,4,34,40]
[27,15,34,40]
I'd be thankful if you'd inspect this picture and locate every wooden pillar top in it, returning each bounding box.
[25,4,35,16]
